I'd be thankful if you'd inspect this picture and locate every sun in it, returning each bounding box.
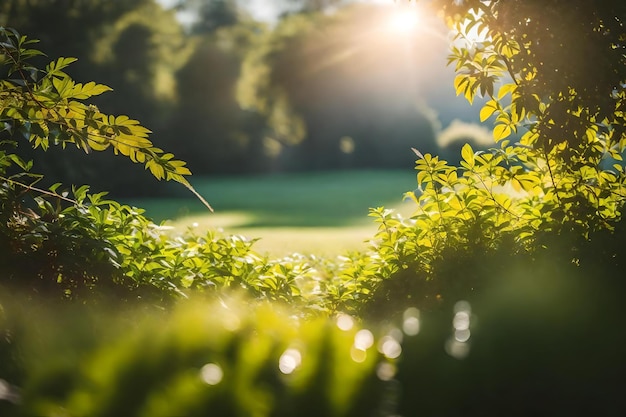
[386,5,421,34]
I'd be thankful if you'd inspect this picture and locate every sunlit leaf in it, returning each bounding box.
[493,124,512,141]
[480,99,499,122]
[461,143,475,167]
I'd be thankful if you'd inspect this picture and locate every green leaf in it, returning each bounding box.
[480,99,499,122]
[46,57,77,76]
[453,74,468,97]
[493,124,512,141]
[52,76,71,95]
[70,81,112,99]
[497,83,516,99]
[461,143,475,167]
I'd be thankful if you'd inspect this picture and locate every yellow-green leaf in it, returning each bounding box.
[453,74,468,97]
[461,143,475,167]
[480,99,499,122]
[146,159,165,180]
[72,81,112,99]
[493,124,512,141]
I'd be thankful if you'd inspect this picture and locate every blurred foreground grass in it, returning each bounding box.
[126,170,416,256]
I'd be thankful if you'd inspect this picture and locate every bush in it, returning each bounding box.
[1,295,390,417]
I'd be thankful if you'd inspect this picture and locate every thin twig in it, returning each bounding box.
[0,175,78,205]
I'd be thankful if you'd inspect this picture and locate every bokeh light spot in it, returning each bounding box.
[403,316,420,336]
[445,338,470,359]
[454,300,471,314]
[279,348,302,374]
[354,329,375,350]
[200,363,224,385]
[339,136,355,154]
[0,379,9,399]
[376,362,397,381]
[453,311,470,331]
[379,336,402,359]
[336,313,354,331]
[403,307,421,336]
[222,312,242,332]
[350,345,367,363]
[454,328,471,343]
[389,328,404,345]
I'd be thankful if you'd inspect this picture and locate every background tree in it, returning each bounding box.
[161,24,270,175]
[176,0,241,34]
[237,4,443,172]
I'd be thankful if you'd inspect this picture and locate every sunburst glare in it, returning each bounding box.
[386,5,421,33]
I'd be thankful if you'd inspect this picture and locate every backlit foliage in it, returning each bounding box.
[363,0,626,313]
[0,28,200,197]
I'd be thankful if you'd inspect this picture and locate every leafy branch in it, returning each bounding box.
[0,27,213,211]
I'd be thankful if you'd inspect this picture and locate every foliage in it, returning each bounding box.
[0,26,216,301]
[1,0,189,116]
[0,27,196,188]
[178,0,242,34]
[437,0,626,147]
[2,1,446,183]
[5,253,626,417]
[2,0,625,314]
[1,0,194,193]
[161,26,266,175]
[0,296,391,417]
[361,0,626,314]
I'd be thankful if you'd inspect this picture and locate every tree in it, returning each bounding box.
[236,4,441,171]
[160,20,273,176]
[175,0,242,34]
[0,27,367,308]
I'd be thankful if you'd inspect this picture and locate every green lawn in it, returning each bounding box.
[126,170,417,256]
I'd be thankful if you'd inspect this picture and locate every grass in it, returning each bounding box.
[126,170,417,256]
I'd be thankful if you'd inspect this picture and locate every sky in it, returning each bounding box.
[158,0,288,24]
[158,0,415,25]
